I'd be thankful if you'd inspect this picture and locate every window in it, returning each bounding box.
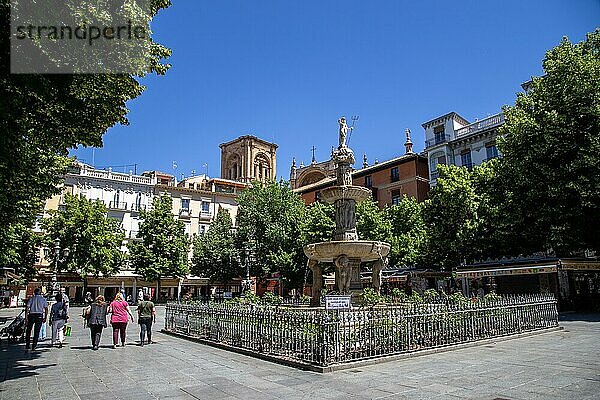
[201,201,210,214]
[486,143,499,160]
[181,198,190,211]
[461,151,473,170]
[434,125,446,144]
[391,189,401,205]
[390,167,399,183]
[364,175,372,188]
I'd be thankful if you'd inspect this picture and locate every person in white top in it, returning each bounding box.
[25,288,48,351]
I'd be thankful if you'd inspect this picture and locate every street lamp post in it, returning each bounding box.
[242,247,254,294]
[47,239,69,296]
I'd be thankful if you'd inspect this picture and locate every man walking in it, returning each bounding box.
[25,288,48,351]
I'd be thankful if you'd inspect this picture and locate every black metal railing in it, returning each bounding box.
[108,201,128,210]
[425,134,451,147]
[164,294,558,368]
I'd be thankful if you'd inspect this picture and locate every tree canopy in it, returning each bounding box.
[236,181,307,289]
[191,209,241,285]
[42,194,125,278]
[498,30,600,255]
[0,0,171,267]
[128,196,190,293]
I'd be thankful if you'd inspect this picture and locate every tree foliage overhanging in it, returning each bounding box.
[0,0,172,269]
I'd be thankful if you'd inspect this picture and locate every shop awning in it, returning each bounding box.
[457,264,558,278]
[560,260,600,271]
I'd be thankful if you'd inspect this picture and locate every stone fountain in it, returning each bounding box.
[304,117,391,306]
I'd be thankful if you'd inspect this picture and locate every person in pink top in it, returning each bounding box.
[107,293,134,348]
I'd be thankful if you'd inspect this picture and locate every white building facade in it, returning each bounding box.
[422,112,504,185]
[63,163,158,246]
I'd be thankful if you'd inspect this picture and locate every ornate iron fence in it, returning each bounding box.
[164,294,558,367]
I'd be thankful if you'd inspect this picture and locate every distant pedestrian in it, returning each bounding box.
[25,288,48,351]
[60,288,70,310]
[108,293,134,348]
[137,289,144,304]
[85,295,108,350]
[85,292,93,305]
[137,294,156,346]
[50,293,69,348]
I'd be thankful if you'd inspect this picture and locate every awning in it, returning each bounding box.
[561,261,600,271]
[457,264,558,278]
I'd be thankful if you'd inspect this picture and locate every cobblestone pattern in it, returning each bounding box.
[1,307,598,400]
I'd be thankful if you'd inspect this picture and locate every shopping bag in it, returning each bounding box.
[63,325,71,337]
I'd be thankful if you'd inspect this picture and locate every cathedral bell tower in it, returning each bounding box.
[219,135,278,183]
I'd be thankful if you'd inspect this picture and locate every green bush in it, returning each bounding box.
[262,291,283,305]
[360,288,387,307]
[423,289,439,303]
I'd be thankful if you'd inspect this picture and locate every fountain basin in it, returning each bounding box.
[304,240,391,263]
[320,186,372,204]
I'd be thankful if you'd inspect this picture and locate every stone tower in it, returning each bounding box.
[219,135,278,183]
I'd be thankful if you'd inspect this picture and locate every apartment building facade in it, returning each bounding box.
[422,112,504,184]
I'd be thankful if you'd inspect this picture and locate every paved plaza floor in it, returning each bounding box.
[0,307,598,400]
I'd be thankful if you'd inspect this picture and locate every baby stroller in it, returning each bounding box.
[0,310,26,343]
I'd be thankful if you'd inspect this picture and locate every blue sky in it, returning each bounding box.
[71,0,599,180]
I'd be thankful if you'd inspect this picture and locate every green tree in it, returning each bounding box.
[0,224,44,282]
[356,199,392,242]
[236,181,306,289]
[498,30,600,255]
[191,209,241,286]
[128,196,190,301]
[387,196,427,267]
[42,194,125,279]
[0,0,171,267]
[423,165,480,271]
[301,202,335,245]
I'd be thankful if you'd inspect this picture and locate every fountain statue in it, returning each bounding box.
[304,117,391,306]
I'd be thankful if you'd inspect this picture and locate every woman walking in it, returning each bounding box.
[85,295,108,350]
[137,294,156,346]
[50,293,69,348]
[108,293,134,348]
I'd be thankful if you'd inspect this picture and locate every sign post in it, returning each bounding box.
[325,295,351,310]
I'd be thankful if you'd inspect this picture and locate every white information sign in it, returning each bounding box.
[325,295,351,310]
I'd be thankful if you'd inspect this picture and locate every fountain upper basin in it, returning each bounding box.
[304,240,391,263]
[320,186,372,204]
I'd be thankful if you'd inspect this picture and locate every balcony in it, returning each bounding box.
[455,113,505,139]
[199,211,212,221]
[129,230,139,239]
[131,204,146,212]
[108,201,128,210]
[425,134,451,148]
[179,208,191,219]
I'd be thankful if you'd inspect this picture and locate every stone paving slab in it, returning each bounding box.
[1,307,599,400]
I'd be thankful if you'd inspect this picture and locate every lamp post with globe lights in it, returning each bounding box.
[44,239,69,296]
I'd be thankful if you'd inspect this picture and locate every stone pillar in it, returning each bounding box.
[308,260,322,307]
[349,258,362,292]
[334,199,357,241]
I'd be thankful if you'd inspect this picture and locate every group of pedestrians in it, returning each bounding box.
[24,288,69,351]
[83,292,156,350]
[24,288,156,351]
